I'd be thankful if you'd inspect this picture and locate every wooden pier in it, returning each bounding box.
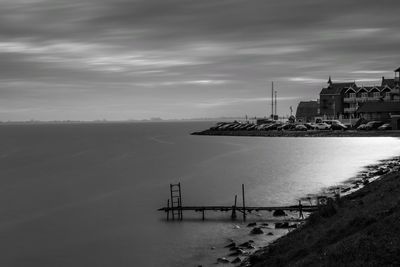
[158,183,321,221]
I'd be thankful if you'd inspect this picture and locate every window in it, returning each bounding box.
[361,92,368,98]
[373,92,380,98]
[350,93,356,98]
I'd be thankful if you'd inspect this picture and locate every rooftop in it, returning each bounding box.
[297,101,319,108]
[382,78,396,88]
[321,82,357,95]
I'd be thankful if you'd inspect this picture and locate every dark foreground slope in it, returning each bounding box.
[244,170,400,267]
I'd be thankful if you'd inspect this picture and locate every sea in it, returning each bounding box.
[0,121,399,267]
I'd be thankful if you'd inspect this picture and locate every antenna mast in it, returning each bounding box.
[271,82,274,119]
[274,90,277,120]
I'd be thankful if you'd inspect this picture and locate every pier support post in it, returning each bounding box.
[170,184,175,220]
[202,209,205,220]
[299,200,304,219]
[242,184,246,221]
[178,183,183,220]
[231,195,237,219]
[167,199,170,221]
[178,198,183,221]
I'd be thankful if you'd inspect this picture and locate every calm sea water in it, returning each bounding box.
[0,122,399,267]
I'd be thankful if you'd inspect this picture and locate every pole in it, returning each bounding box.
[167,199,170,221]
[170,184,174,220]
[271,82,274,119]
[274,90,277,119]
[231,195,237,219]
[178,198,182,220]
[242,184,246,221]
[178,182,183,220]
[299,200,303,219]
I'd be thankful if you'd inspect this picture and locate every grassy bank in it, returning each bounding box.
[193,130,400,138]
[242,167,400,266]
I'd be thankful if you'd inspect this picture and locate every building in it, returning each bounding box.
[319,67,400,120]
[296,101,319,122]
[319,77,356,118]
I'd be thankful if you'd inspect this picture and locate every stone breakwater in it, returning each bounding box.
[192,129,400,137]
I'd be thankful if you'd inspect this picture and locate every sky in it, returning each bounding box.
[0,0,400,121]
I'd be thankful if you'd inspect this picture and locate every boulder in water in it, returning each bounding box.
[239,241,250,247]
[229,245,239,251]
[273,209,287,217]
[250,227,264,234]
[217,257,230,264]
[275,222,289,229]
[224,242,236,248]
[238,242,250,249]
[229,248,246,256]
[275,222,297,229]
[247,222,257,227]
[231,257,242,264]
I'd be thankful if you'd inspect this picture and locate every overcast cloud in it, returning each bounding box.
[0,0,399,120]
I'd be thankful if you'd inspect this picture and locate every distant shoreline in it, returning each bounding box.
[192,129,400,138]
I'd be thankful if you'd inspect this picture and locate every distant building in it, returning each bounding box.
[319,67,400,120]
[296,101,319,122]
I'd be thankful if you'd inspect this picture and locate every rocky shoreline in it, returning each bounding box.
[239,156,400,266]
[207,156,400,266]
[192,129,400,138]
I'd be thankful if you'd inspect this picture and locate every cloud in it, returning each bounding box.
[238,45,309,56]
[195,96,299,108]
[351,70,387,74]
[0,0,400,120]
[288,77,327,84]
[0,40,206,75]
[317,28,385,41]
[354,78,381,83]
[134,79,230,87]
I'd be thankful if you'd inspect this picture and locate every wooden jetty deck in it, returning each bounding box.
[158,205,318,213]
[158,183,322,221]
[158,205,319,221]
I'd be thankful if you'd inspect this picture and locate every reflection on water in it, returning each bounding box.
[0,122,399,266]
